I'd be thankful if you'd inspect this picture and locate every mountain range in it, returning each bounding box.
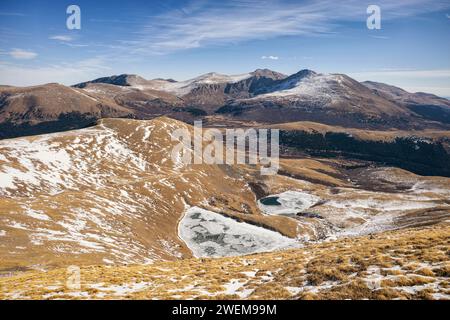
[1,68,449,139]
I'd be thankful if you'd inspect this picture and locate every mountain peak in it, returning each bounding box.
[251,69,287,80]
[73,74,148,88]
[292,69,317,78]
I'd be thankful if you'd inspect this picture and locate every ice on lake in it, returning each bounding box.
[179,207,299,258]
[258,191,319,216]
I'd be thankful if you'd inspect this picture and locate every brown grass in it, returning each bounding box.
[1,222,448,300]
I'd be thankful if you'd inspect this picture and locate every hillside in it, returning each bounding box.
[268,121,450,177]
[0,117,275,269]
[0,117,449,275]
[1,222,448,300]
[363,81,450,125]
[0,83,133,139]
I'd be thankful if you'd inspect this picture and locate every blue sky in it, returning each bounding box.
[0,0,449,96]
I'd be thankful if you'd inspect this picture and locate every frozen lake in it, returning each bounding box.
[258,191,319,216]
[178,207,299,258]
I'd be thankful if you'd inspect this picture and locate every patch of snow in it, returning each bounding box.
[142,125,153,142]
[301,280,341,294]
[221,279,254,298]
[44,291,91,299]
[432,292,450,300]
[90,282,151,296]
[70,87,100,102]
[26,209,51,221]
[0,138,73,194]
[0,169,16,188]
[241,271,257,278]
[7,222,28,230]
[286,286,303,295]
[257,73,343,99]
[327,197,436,212]
[159,239,183,259]
[392,283,440,295]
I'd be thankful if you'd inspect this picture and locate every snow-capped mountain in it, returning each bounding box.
[2,68,450,139]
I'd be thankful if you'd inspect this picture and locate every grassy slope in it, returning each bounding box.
[1,222,448,300]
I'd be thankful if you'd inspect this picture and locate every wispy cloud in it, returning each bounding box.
[261,55,279,60]
[62,43,89,48]
[0,57,111,86]
[371,35,390,39]
[49,35,91,48]
[9,49,37,60]
[446,13,450,18]
[89,18,142,24]
[49,35,73,42]
[0,12,26,17]
[123,0,450,55]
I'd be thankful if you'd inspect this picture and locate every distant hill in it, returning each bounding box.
[0,83,133,139]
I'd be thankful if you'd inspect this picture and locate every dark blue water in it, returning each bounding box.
[260,197,281,206]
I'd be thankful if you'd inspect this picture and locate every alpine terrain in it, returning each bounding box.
[0,69,449,300]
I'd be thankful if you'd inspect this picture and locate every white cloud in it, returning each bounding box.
[9,49,37,60]
[446,13,450,18]
[49,35,73,42]
[261,55,279,60]
[0,57,111,86]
